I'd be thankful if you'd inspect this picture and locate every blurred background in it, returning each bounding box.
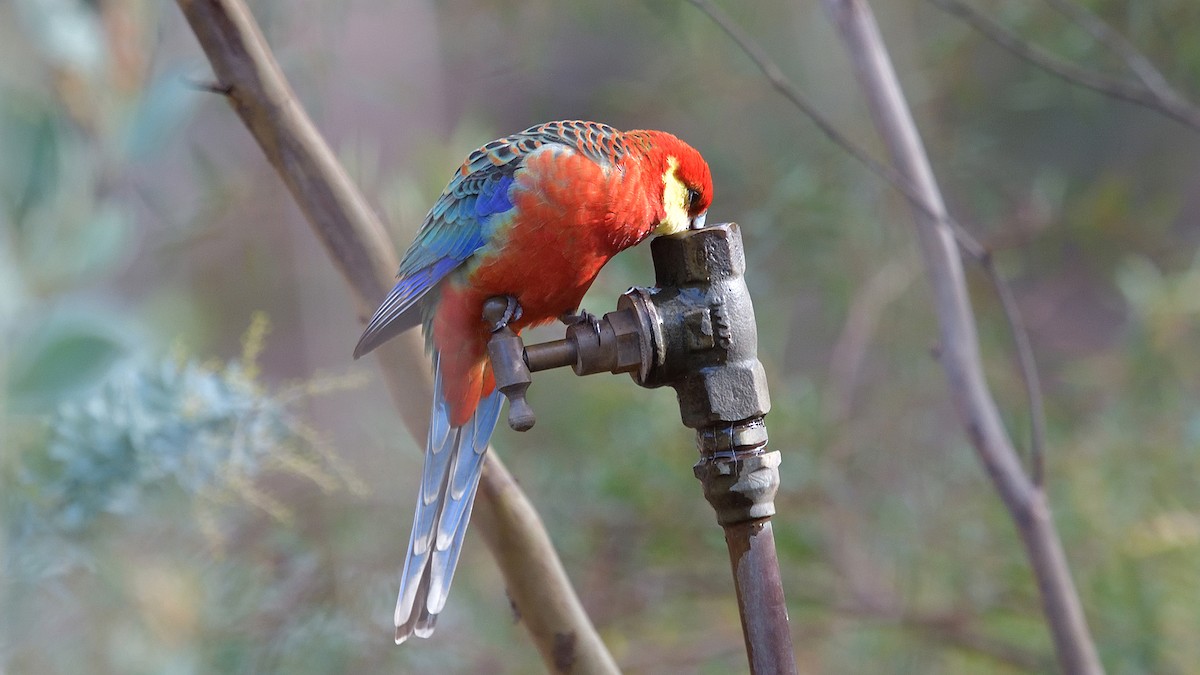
[2,0,1199,672]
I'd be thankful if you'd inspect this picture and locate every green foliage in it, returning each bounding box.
[16,354,340,535]
[3,333,370,672]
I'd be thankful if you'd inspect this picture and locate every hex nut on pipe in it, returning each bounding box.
[694,450,781,526]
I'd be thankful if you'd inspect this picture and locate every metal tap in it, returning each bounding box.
[483,223,795,675]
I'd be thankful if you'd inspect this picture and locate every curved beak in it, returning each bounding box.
[689,211,708,230]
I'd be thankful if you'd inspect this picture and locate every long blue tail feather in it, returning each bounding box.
[395,354,504,643]
[438,394,501,549]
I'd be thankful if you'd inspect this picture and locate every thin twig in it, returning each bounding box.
[979,256,1046,486]
[931,0,1200,133]
[684,0,957,243]
[836,603,1056,672]
[686,0,1045,488]
[827,257,917,425]
[174,1,619,672]
[1040,0,1177,102]
[905,617,1055,672]
[818,1,1101,671]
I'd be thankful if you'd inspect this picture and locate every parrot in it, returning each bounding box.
[353,120,713,643]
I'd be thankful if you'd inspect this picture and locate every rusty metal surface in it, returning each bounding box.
[524,339,577,373]
[723,518,797,675]
[695,447,780,526]
[563,309,645,376]
[483,299,537,431]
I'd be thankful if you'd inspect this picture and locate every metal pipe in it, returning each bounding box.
[724,518,794,675]
[694,418,795,675]
[525,339,576,372]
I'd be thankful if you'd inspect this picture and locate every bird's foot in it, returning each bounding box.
[483,296,523,333]
[560,308,602,336]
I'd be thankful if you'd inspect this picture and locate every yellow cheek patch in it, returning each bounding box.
[657,156,690,235]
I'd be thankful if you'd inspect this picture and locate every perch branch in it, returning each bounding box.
[818,1,1100,671]
[175,1,618,672]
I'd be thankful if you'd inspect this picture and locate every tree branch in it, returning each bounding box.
[174,1,618,672]
[931,0,1200,133]
[818,1,1100,671]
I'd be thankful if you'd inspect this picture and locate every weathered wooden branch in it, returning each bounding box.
[175,1,618,672]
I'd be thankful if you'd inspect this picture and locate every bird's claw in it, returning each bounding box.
[560,308,602,336]
[485,296,523,333]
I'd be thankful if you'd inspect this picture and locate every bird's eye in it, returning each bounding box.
[686,188,701,208]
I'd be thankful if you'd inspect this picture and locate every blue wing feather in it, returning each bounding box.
[352,172,513,359]
[473,174,515,219]
[355,122,624,359]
